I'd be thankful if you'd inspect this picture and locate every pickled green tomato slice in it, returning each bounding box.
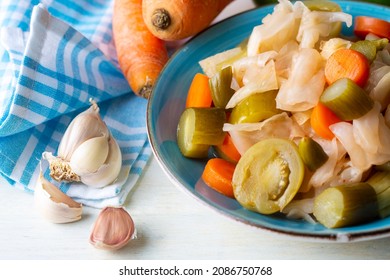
[232,138,305,214]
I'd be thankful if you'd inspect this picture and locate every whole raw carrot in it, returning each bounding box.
[142,0,233,41]
[112,0,169,98]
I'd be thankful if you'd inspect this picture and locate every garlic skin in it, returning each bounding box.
[89,206,135,250]
[45,100,122,188]
[34,172,82,223]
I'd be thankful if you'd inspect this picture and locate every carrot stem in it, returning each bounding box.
[152,9,171,30]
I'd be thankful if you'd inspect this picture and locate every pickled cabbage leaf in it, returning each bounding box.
[330,103,390,171]
[331,122,370,170]
[368,71,390,110]
[232,51,278,86]
[274,40,299,80]
[247,0,300,56]
[275,48,325,112]
[282,198,316,223]
[199,47,244,77]
[320,38,351,60]
[297,3,352,49]
[223,112,304,155]
[353,102,390,158]
[226,60,278,109]
[308,138,345,188]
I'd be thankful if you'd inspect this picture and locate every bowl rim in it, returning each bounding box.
[147,1,390,243]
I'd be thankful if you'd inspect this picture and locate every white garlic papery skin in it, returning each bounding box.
[45,100,122,188]
[34,172,82,223]
[89,207,135,250]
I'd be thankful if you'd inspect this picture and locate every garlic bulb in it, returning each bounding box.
[34,172,82,223]
[44,100,122,188]
[89,206,136,250]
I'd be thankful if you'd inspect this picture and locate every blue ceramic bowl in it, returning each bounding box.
[147,1,390,242]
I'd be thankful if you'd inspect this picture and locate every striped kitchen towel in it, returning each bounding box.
[0,0,151,208]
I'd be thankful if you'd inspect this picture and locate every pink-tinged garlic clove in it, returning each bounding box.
[89,206,136,250]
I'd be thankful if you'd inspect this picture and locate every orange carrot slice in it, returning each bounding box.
[325,48,370,87]
[215,133,241,163]
[202,158,236,198]
[186,73,213,108]
[311,103,342,140]
[354,16,390,40]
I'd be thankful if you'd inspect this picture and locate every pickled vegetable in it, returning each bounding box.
[350,38,390,64]
[298,137,329,171]
[366,171,390,218]
[320,78,374,121]
[303,0,342,37]
[199,47,246,78]
[213,134,241,163]
[202,158,236,198]
[303,0,341,12]
[229,90,281,124]
[232,138,305,214]
[350,40,377,63]
[177,107,226,158]
[209,66,235,108]
[375,162,390,172]
[367,171,390,195]
[314,172,390,228]
[313,183,378,228]
[372,38,389,50]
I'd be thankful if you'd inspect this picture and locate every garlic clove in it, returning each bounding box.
[79,136,122,188]
[45,99,123,188]
[58,101,109,161]
[69,135,109,175]
[89,206,135,250]
[34,172,82,223]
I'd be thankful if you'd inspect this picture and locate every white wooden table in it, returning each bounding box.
[1,155,390,260]
[1,0,390,261]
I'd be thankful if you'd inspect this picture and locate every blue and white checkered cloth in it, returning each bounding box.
[0,0,151,208]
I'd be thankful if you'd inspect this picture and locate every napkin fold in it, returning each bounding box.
[0,0,151,207]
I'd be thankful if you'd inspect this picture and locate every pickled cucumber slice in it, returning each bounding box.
[229,90,281,124]
[313,183,378,228]
[350,39,389,63]
[232,138,305,214]
[366,171,390,195]
[366,171,390,218]
[298,137,329,171]
[177,108,226,158]
[209,66,235,108]
[350,40,377,63]
[320,78,374,121]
